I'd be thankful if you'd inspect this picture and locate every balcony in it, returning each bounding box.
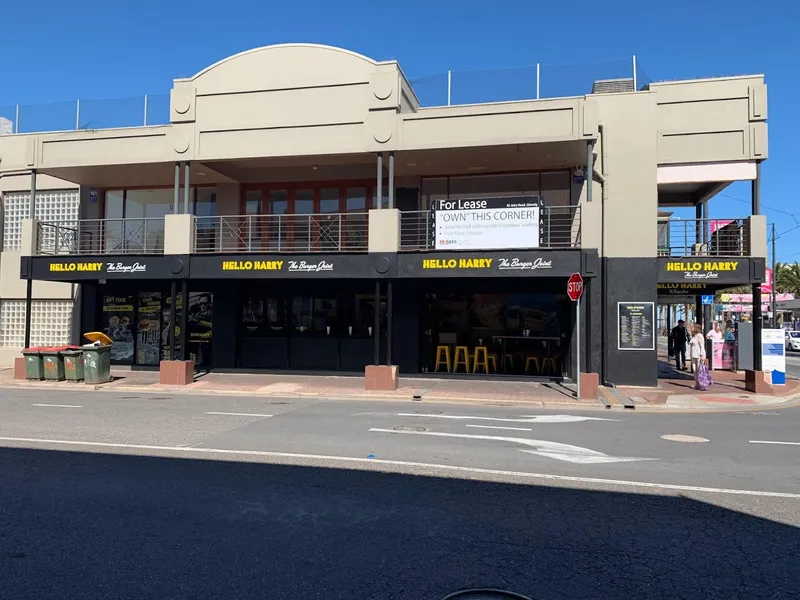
[658,218,750,258]
[36,219,165,255]
[193,213,369,253]
[399,205,582,251]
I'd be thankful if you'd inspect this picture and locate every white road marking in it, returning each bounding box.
[32,404,83,408]
[0,435,795,499]
[397,413,616,424]
[466,424,532,432]
[750,440,800,446]
[206,412,273,418]
[370,428,651,464]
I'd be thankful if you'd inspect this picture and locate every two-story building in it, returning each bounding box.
[0,44,768,391]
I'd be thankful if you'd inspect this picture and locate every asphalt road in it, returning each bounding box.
[785,351,800,379]
[1,388,799,599]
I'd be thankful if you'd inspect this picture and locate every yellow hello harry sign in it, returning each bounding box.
[422,258,493,269]
[49,262,103,272]
[665,261,739,272]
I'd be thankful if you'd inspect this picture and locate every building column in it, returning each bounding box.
[169,281,177,359]
[179,280,189,361]
[702,202,712,331]
[386,280,393,365]
[388,152,395,209]
[29,169,37,218]
[183,161,191,214]
[376,153,383,209]
[373,280,382,364]
[173,162,180,214]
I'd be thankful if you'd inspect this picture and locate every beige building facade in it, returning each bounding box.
[0,44,768,386]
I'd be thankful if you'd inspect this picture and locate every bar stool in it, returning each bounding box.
[542,356,559,375]
[524,356,541,375]
[453,346,471,373]
[487,353,498,373]
[472,346,490,374]
[434,345,452,373]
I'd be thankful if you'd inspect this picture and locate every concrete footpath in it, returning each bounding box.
[1,365,798,412]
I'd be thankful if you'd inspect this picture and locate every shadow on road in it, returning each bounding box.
[1,446,798,599]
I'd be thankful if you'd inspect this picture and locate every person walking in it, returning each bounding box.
[670,320,689,371]
[688,324,707,375]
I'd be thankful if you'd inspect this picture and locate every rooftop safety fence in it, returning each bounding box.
[0,57,652,134]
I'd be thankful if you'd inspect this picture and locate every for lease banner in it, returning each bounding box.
[433,196,543,251]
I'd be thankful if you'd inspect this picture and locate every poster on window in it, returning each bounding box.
[136,293,162,366]
[102,295,135,363]
[161,294,182,361]
[188,292,213,365]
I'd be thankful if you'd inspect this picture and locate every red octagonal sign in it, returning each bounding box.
[567,272,584,302]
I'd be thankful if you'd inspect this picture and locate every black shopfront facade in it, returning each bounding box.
[23,249,598,380]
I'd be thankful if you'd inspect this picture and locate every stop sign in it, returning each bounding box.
[567,273,584,302]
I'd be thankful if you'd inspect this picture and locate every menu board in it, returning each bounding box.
[617,302,655,351]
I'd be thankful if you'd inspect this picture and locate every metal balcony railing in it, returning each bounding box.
[657,218,749,258]
[400,204,582,251]
[194,213,369,253]
[36,218,165,255]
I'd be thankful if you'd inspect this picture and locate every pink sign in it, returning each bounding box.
[761,268,773,293]
[710,219,734,234]
[711,340,736,370]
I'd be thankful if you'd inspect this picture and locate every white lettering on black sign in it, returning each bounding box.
[105,261,146,274]
[498,257,552,271]
[287,260,334,273]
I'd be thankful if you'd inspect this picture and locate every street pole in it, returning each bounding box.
[771,223,777,328]
[576,296,581,400]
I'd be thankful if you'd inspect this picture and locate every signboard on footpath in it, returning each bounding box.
[432,196,543,251]
[762,329,786,385]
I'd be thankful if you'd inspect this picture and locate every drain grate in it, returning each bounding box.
[117,396,141,400]
[148,396,173,400]
[443,590,532,600]
[270,401,290,405]
[393,425,427,432]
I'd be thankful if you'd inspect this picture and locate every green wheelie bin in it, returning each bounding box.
[22,347,44,380]
[62,348,85,382]
[41,347,66,381]
[82,344,112,384]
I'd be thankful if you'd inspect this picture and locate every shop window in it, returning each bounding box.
[345,187,368,249]
[242,296,288,335]
[194,188,217,251]
[136,293,162,366]
[102,295,136,364]
[294,190,314,250]
[268,190,289,250]
[448,173,541,199]
[320,188,342,251]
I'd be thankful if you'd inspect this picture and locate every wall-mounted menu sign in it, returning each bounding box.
[618,302,655,351]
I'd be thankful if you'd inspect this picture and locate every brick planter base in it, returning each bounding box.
[14,357,26,380]
[365,365,399,391]
[578,372,599,400]
[159,360,195,386]
[745,370,772,394]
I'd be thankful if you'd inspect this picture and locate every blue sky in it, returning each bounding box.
[2,0,798,260]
